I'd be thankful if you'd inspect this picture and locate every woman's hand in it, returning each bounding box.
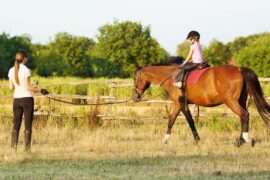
[25,77,41,93]
[40,89,49,95]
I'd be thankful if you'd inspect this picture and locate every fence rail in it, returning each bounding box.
[259,77,270,82]
[1,79,270,121]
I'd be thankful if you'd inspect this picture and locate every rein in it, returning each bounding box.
[46,95,133,106]
[46,66,177,106]
[158,71,175,86]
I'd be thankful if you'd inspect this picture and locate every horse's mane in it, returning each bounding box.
[148,63,177,66]
[136,56,182,71]
[143,56,183,67]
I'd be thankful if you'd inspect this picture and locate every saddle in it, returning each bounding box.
[184,62,209,85]
[172,62,210,84]
[173,62,210,109]
[196,62,210,69]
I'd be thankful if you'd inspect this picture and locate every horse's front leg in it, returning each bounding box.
[182,109,200,141]
[162,103,181,144]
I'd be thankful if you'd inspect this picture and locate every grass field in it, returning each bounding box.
[0,117,270,179]
[0,77,270,179]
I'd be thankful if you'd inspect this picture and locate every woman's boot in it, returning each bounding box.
[24,130,32,152]
[11,130,19,151]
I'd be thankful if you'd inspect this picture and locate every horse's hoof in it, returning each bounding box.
[193,136,200,145]
[251,138,256,147]
[194,135,200,141]
[194,140,200,145]
[162,134,170,144]
[234,138,244,147]
[162,139,168,144]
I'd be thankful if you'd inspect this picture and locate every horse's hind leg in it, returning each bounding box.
[239,88,250,138]
[225,99,250,146]
[238,88,255,146]
[162,103,181,144]
[182,108,200,141]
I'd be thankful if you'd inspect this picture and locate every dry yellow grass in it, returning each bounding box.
[0,113,269,178]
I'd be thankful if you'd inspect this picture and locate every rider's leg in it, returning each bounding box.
[174,63,199,88]
[174,68,186,87]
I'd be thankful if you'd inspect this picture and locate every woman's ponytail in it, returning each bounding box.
[14,50,27,85]
[14,60,20,85]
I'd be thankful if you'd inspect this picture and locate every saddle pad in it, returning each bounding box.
[186,68,208,84]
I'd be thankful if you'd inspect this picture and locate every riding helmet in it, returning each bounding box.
[186,31,200,40]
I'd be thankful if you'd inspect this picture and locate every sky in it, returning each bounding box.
[0,0,269,54]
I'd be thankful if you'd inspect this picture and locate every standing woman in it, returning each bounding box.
[8,50,49,152]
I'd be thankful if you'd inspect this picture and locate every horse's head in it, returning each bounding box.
[132,66,150,102]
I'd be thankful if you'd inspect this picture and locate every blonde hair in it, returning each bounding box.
[14,50,27,85]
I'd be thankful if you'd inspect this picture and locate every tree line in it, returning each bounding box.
[1,21,270,78]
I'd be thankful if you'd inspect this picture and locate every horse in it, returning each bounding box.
[132,64,270,146]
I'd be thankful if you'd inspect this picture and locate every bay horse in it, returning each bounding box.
[132,64,270,146]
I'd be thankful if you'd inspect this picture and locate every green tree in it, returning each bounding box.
[229,33,269,55]
[176,41,190,58]
[35,49,67,77]
[93,21,168,77]
[234,34,270,77]
[35,32,95,77]
[203,39,231,66]
[0,33,33,78]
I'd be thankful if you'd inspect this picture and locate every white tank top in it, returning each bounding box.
[8,64,33,98]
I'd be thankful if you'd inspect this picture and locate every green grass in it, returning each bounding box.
[261,81,270,96]
[0,156,269,179]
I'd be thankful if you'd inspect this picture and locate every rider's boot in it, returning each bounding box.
[173,81,183,88]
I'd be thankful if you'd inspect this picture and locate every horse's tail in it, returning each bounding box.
[241,67,270,126]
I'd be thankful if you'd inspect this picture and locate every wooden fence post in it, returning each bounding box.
[107,81,117,116]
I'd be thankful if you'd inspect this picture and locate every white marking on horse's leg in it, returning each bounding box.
[162,134,171,144]
[243,132,250,143]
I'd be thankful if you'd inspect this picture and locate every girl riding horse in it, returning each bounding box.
[174,31,204,88]
[133,63,270,146]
